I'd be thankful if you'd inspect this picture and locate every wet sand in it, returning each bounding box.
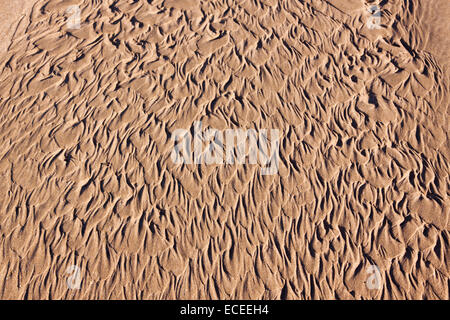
[0,0,448,299]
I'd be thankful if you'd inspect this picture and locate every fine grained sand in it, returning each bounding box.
[0,0,36,54]
[0,0,448,299]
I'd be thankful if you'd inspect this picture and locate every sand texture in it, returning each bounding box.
[0,0,448,299]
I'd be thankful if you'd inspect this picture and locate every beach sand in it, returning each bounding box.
[0,0,448,299]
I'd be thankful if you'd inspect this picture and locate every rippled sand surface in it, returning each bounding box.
[0,0,448,299]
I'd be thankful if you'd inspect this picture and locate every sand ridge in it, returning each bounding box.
[0,0,36,54]
[0,0,448,299]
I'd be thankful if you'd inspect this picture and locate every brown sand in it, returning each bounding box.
[0,1,36,54]
[0,0,448,299]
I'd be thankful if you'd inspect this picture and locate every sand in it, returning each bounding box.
[0,0,448,299]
